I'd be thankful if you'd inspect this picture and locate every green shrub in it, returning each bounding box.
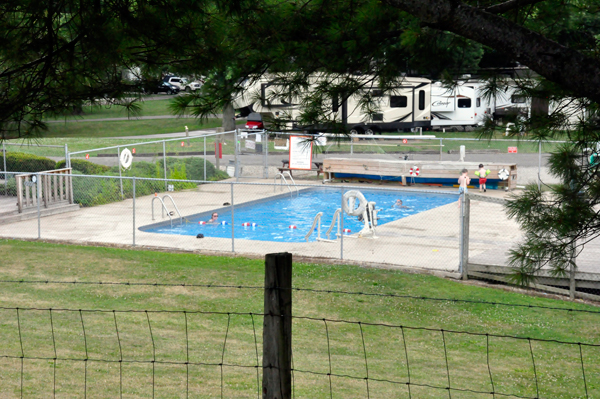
[1,152,56,173]
[55,159,110,175]
[70,157,227,207]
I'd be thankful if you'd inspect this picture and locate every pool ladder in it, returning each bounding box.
[152,194,183,228]
[305,208,342,243]
[274,171,299,197]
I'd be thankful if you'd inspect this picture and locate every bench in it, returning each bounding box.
[278,161,323,177]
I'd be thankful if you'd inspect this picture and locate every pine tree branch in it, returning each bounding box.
[384,0,600,102]
[484,0,548,14]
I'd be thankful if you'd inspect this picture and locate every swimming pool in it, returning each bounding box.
[141,189,457,243]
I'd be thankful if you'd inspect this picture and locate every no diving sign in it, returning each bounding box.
[508,147,518,153]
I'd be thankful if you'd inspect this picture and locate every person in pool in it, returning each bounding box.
[208,212,219,223]
[392,199,410,209]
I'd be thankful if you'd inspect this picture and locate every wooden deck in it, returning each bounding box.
[322,158,518,189]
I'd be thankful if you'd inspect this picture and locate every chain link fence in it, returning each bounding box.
[0,173,462,273]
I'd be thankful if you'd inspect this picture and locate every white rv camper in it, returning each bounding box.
[233,75,432,133]
[430,82,489,130]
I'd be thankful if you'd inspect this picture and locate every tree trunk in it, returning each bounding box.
[385,0,600,103]
[222,102,236,132]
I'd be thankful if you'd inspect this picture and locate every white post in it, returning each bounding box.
[340,187,344,260]
[459,145,465,162]
[117,146,123,198]
[538,141,542,191]
[132,177,136,247]
[234,129,239,181]
[231,183,235,252]
[36,173,41,239]
[264,131,269,179]
[2,142,6,195]
[163,141,167,191]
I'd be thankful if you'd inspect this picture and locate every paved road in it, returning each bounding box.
[45,114,226,123]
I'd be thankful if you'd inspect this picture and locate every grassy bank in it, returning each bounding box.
[0,240,598,398]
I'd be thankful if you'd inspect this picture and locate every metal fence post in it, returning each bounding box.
[459,193,470,279]
[36,173,41,239]
[203,136,207,181]
[163,141,168,192]
[117,146,124,198]
[234,129,239,181]
[2,142,6,195]
[440,138,443,161]
[263,252,292,399]
[132,177,136,247]
[340,187,344,260]
[231,182,235,252]
[264,131,269,179]
[570,242,576,299]
[538,141,542,191]
[64,144,68,166]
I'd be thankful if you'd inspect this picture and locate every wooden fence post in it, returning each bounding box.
[263,252,292,399]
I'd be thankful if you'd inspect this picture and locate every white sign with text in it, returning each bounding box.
[289,136,313,170]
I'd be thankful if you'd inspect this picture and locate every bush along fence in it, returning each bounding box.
[0,253,599,398]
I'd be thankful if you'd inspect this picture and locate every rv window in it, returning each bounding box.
[372,113,383,122]
[457,98,472,108]
[418,90,425,110]
[476,98,481,107]
[511,95,527,104]
[391,96,407,108]
[332,95,339,112]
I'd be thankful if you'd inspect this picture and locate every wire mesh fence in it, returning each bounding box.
[0,275,599,398]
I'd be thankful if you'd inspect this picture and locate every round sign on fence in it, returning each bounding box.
[402,139,408,144]
[85,154,89,159]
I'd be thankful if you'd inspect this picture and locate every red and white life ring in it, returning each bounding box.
[343,229,351,233]
[289,225,297,229]
[409,166,420,176]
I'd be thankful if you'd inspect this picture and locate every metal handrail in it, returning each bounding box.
[325,208,342,240]
[152,196,173,228]
[274,171,299,196]
[161,194,183,225]
[305,212,323,242]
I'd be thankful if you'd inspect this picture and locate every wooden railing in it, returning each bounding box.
[16,168,73,213]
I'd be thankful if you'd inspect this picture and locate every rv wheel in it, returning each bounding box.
[364,126,380,135]
[349,127,364,135]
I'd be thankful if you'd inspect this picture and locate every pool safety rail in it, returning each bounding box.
[274,171,298,196]
[305,208,343,243]
[151,194,182,227]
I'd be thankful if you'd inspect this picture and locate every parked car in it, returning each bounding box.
[184,81,203,92]
[143,81,180,95]
[162,76,184,89]
[245,112,265,130]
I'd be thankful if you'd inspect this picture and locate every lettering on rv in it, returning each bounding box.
[432,100,451,107]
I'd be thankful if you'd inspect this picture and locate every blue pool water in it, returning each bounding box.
[142,189,457,242]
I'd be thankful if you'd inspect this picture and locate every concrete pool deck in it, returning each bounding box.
[0,178,529,275]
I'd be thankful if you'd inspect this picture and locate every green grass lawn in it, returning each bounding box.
[47,98,186,120]
[0,239,598,398]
